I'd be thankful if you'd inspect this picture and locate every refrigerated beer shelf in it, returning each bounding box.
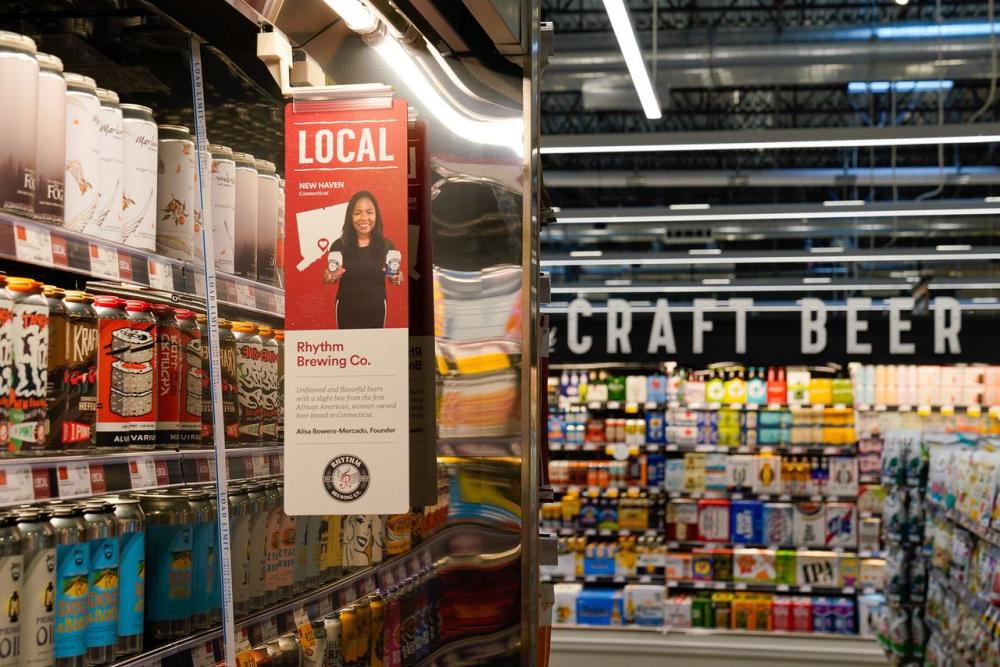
[0,445,283,507]
[560,400,996,418]
[548,486,863,503]
[549,442,858,456]
[0,210,285,317]
[666,579,879,596]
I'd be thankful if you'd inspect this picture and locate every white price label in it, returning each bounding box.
[236,283,256,307]
[694,581,707,589]
[584,576,597,583]
[191,642,216,667]
[0,465,34,504]
[613,576,625,583]
[14,224,52,264]
[799,585,813,593]
[777,584,790,592]
[734,583,748,590]
[57,462,93,498]
[639,575,652,584]
[128,457,158,489]
[89,244,120,279]
[148,260,173,290]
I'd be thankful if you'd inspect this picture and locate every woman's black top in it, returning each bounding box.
[331,237,395,329]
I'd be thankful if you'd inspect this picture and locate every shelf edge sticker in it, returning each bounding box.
[283,97,410,515]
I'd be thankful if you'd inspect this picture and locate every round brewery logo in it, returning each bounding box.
[323,455,371,502]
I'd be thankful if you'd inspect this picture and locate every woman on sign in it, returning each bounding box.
[323,190,403,328]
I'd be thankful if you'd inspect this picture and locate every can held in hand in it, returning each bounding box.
[119,104,157,251]
[33,52,66,223]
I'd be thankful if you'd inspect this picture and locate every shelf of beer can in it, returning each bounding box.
[548,486,864,504]
[549,442,858,456]
[553,527,662,538]
[0,210,285,316]
[666,579,880,597]
[0,446,283,508]
[542,573,664,585]
[573,401,856,413]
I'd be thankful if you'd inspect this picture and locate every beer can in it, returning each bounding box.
[277,488,295,600]
[255,159,279,285]
[292,515,311,595]
[6,278,49,454]
[17,507,54,667]
[259,328,279,443]
[137,493,193,639]
[227,485,251,616]
[208,144,236,273]
[370,597,385,667]
[323,616,343,667]
[320,515,343,583]
[339,608,358,666]
[343,515,378,571]
[763,502,794,547]
[0,281,12,453]
[232,322,263,443]
[195,314,212,447]
[275,635,299,666]
[119,104,157,251]
[274,330,284,441]
[306,510,323,589]
[151,304,181,449]
[82,502,118,665]
[43,286,68,452]
[384,513,412,557]
[355,601,372,667]
[301,619,327,667]
[180,489,215,630]
[218,319,240,445]
[192,149,211,264]
[155,125,195,260]
[233,152,258,280]
[94,297,156,448]
[262,482,282,605]
[176,310,202,447]
[0,513,21,667]
[63,73,99,232]
[0,31,38,215]
[276,178,285,288]
[108,496,144,656]
[91,88,124,242]
[33,52,65,223]
[244,484,267,612]
[61,291,97,451]
[51,504,88,666]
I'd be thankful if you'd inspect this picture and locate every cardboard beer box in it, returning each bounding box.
[733,548,777,584]
[796,550,839,587]
[553,583,582,625]
[726,454,754,491]
[793,502,827,547]
[752,454,782,495]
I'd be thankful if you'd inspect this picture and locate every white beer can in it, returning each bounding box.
[233,152,258,280]
[0,31,38,215]
[33,52,65,223]
[156,124,195,261]
[209,144,236,273]
[255,159,279,285]
[193,148,211,263]
[63,72,100,232]
[91,87,124,242]
[120,104,157,251]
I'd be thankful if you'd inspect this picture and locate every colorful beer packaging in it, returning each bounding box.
[58,291,98,450]
[151,304,182,448]
[232,321,263,443]
[175,309,202,447]
[217,318,240,444]
[94,296,156,447]
[259,327,279,442]
[7,278,49,453]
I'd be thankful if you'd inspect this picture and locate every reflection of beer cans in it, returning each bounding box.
[209,144,236,273]
[328,250,343,273]
[92,88,124,242]
[83,502,118,665]
[233,153,258,280]
[227,486,250,616]
[255,159,279,285]
[64,73,103,234]
[156,125,195,260]
[17,507,55,667]
[138,493,193,640]
[119,104,157,251]
[0,31,38,216]
[7,278,49,454]
[34,53,66,223]
[245,484,267,612]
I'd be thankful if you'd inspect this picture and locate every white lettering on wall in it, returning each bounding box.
[692,299,715,354]
[846,298,872,355]
[934,297,962,354]
[731,299,752,354]
[888,297,916,354]
[567,298,592,354]
[647,299,677,354]
[800,298,827,354]
[607,299,632,354]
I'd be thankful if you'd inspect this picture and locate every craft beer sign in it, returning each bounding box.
[283,98,409,514]
[549,297,995,364]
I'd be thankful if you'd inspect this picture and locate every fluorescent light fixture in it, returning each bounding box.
[894,0,910,6]
[986,196,1000,203]
[541,123,1000,155]
[810,246,845,253]
[602,0,661,119]
[669,203,710,210]
[551,206,562,213]
[874,21,1000,39]
[847,80,953,94]
[822,200,865,207]
[604,279,632,286]
[541,247,1000,267]
[701,278,732,285]
[323,0,378,33]
[372,39,522,154]
[936,244,973,251]
[570,250,604,257]
[803,277,832,284]
[551,279,1000,295]
[543,301,1000,314]
[688,248,722,255]
[973,297,999,303]
[554,199,1000,224]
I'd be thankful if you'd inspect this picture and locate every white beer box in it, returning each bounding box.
[793,503,826,547]
[752,454,782,495]
[795,550,839,587]
[726,454,754,490]
[553,583,582,625]
[663,596,691,628]
[624,585,664,627]
[827,457,859,496]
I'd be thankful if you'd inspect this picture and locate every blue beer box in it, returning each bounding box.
[730,499,764,545]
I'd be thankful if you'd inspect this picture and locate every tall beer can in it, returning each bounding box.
[91,88,124,242]
[82,502,118,666]
[228,486,251,617]
[218,319,240,444]
[232,322,262,443]
[244,484,267,612]
[192,149,211,264]
[63,73,100,233]
[255,159,279,285]
[6,278,49,454]
[209,144,236,273]
[17,508,54,667]
[0,281,13,453]
[42,285,68,452]
[155,125,195,261]
[0,31,38,215]
[137,493,193,639]
[0,513,22,667]
[109,496,144,657]
[33,52,65,223]
[180,489,214,630]
[119,104,157,251]
[233,153,258,280]
[61,291,98,451]
[51,504,88,667]
[259,328,278,443]
[151,304,181,449]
